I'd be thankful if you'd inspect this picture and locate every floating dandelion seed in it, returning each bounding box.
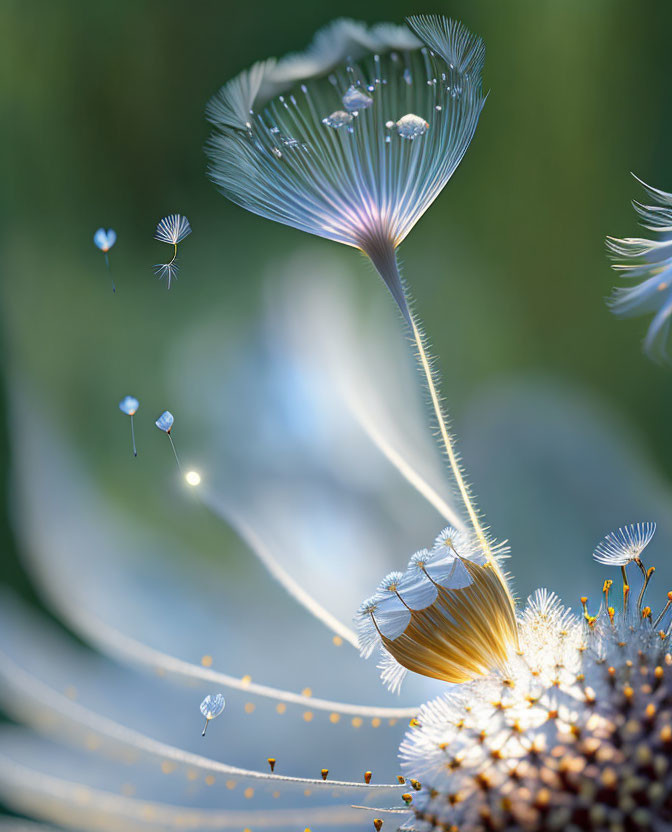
[153,214,191,289]
[93,228,117,293]
[207,16,515,683]
[593,521,656,566]
[118,395,139,457]
[607,175,672,362]
[199,693,225,736]
[155,410,181,470]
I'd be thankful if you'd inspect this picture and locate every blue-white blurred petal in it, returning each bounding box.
[607,176,672,361]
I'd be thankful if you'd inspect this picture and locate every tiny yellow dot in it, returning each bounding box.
[304,789,312,797]
[186,769,198,781]
[74,786,90,804]
[205,775,215,786]
[84,733,101,750]
[332,636,343,646]
[352,717,363,728]
[161,761,176,774]
[141,805,157,819]
[272,791,280,799]
[371,717,381,728]
[241,674,252,686]
[201,655,213,667]
[244,702,256,714]
[64,685,77,700]
[154,666,166,677]
[329,712,340,724]
[225,779,236,790]
[302,687,312,697]
[388,719,397,726]
[303,711,314,722]
[244,787,254,799]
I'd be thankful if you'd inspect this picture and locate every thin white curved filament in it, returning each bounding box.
[53,601,419,719]
[0,650,400,791]
[408,313,492,558]
[199,489,360,648]
[345,391,465,530]
[0,754,377,829]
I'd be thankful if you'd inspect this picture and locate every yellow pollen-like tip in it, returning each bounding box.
[373,820,383,832]
[580,596,588,605]
[668,591,672,601]
[321,769,328,781]
[364,771,372,784]
[409,718,421,728]
[397,775,406,785]
[332,636,343,646]
[267,758,276,772]
[200,655,212,667]
[642,606,652,618]
[410,779,422,791]
[402,793,413,804]
[603,580,612,592]
[623,684,634,699]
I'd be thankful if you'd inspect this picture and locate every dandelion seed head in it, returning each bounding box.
[155,411,174,433]
[154,214,192,246]
[400,586,672,831]
[206,15,485,266]
[593,521,656,566]
[607,176,672,362]
[93,228,116,252]
[118,396,139,416]
[199,693,226,720]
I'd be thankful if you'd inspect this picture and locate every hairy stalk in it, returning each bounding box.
[367,242,504,574]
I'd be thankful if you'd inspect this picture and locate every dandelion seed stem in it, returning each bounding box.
[103,252,116,293]
[130,414,137,458]
[168,434,182,471]
[621,565,630,616]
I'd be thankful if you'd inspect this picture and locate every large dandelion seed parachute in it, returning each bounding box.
[206,15,486,318]
[607,176,672,362]
[207,16,515,637]
[593,521,656,566]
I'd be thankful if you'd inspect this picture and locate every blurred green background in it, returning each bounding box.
[3,0,672,632]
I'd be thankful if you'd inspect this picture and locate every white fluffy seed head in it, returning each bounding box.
[400,589,672,831]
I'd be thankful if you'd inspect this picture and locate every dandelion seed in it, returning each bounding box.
[93,228,117,293]
[607,176,672,361]
[593,522,656,566]
[153,214,191,289]
[199,693,225,736]
[155,410,181,470]
[118,395,139,457]
[206,19,513,650]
